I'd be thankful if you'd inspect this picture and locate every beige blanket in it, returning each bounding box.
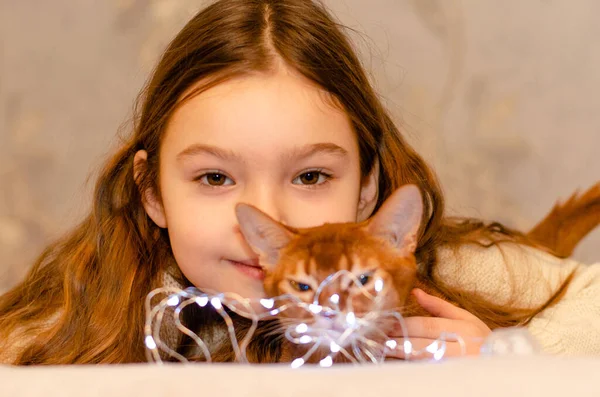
[2,356,599,397]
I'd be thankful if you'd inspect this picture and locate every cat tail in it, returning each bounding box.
[527,182,600,258]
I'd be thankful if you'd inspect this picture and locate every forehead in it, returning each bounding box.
[282,225,383,272]
[162,70,357,159]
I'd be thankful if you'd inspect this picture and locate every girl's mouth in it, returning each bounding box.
[229,260,265,281]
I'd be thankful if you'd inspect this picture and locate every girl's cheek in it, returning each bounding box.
[165,198,233,249]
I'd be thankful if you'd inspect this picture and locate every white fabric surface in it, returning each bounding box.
[2,356,599,397]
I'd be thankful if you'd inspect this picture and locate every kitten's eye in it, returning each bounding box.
[358,274,371,286]
[292,170,331,186]
[290,280,312,292]
[197,172,234,187]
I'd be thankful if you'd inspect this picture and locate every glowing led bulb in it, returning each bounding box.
[345,312,356,326]
[426,341,439,354]
[329,294,340,304]
[385,340,397,350]
[145,335,157,350]
[330,341,341,353]
[434,348,445,361]
[291,358,305,369]
[295,323,308,333]
[309,304,322,314]
[167,295,180,307]
[260,298,274,309]
[404,340,413,355]
[210,297,223,310]
[319,356,333,368]
[299,335,312,344]
[374,279,384,293]
[195,296,209,307]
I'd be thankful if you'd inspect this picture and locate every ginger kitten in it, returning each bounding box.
[236,184,436,362]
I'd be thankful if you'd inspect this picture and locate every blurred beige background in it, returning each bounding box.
[0,0,598,292]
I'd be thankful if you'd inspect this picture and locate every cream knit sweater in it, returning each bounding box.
[435,243,600,355]
[1,244,599,363]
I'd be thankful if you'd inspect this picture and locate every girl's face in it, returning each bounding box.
[141,68,377,300]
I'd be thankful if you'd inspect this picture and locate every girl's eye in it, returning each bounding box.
[290,280,312,292]
[292,170,331,186]
[197,172,234,187]
[358,274,371,286]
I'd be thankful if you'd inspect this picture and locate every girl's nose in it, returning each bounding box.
[240,186,284,224]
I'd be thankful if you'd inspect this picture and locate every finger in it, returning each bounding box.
[385,338,468,360]
[390,316,470,339]
[412,288,483,323]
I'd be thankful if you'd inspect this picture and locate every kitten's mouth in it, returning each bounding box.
[229,259,265,281]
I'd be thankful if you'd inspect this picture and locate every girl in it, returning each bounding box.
[1,0,598,364]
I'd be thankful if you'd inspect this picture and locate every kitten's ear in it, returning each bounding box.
[366,184,423,254]
[235,203,294,270]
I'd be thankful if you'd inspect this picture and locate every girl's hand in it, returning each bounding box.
[386,288,491,360]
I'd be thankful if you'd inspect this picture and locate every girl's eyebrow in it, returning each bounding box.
[177,144,244,163]
[285,143,348,161]
[177,142,348,162]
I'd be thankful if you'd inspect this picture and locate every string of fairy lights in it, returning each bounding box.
[144,270,538,366]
